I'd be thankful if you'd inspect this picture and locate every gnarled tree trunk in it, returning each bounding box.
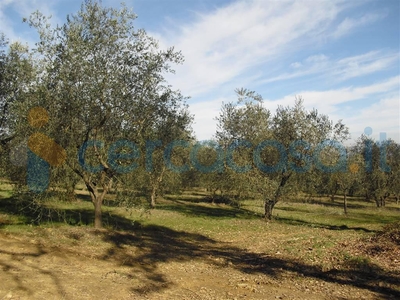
[74,166,113,229]
[150,186,157,208]
[93,195,103,229]
[264,172,292,220]
[264,199,275,220]
[87,180,111,229]
[149,166,166,208]
[330,182,339,202]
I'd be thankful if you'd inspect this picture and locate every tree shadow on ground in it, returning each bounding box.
[282,200,368,212]
[96,221,400,297]
[382,206,400,213]
[0,238,68,298]
[0,194,89,226]
[0,194,140,229]
[164,193,241,205]
[157,199,260,220]
[275,216,375,233]
[316,200,367,209]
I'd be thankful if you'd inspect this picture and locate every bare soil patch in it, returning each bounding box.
[1,220,399,300]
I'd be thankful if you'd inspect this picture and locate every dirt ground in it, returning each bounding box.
[0,224,399,300]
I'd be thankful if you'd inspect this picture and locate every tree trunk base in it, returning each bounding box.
[264,200,275,221]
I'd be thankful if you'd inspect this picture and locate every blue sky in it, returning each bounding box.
[1,0,399,142]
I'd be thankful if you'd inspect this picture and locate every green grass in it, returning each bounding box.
[0,181,13,198]
[1,182,399,261]
[1,181,398,236]
[273,199,399,232]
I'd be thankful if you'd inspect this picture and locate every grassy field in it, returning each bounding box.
[0,182,399,299]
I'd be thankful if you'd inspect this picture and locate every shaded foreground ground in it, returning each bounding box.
[0,192,399,299]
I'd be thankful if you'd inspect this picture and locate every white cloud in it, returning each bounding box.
[153,0,394,100]
[159,0,347,97]
[151,0,396,141]
[259,50,399,84]
[189,76,399,142]
[305,54,329,63]
[190,76,399,142]
[342,95,400,143]
[264,76,399,110]
[263,76,399,142]
[332,12,386,39]
[290,62,302,68]
[188,97,227,141]
[333,51,398,80]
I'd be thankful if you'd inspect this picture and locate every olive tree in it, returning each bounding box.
[0,33,37,182]
[0,35,35,146]
[216,90,349,219]
[357,137,400,207]
[20,0,191,228]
